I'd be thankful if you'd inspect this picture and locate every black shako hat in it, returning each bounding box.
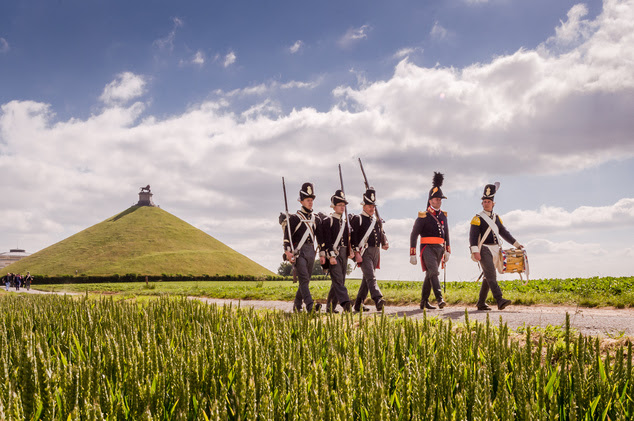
[299,182,316,201]
[482,182,500,200]
[361,187,377,205]
[428,172,447,200]
[330,189,348,207]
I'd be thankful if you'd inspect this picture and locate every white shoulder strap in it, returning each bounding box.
[358,216,377,253]
[332,216,346,251]
[478,212,502,248]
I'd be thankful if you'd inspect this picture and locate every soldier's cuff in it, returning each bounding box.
[329,250,337,258]
[353,247,360,253]
[319,251,326,258]
[470,246,479,253]
[513,241,520,248]
[409,247,416,256]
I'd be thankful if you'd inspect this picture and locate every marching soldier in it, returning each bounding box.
[323,190,352,313]
[282,182,323,313]
[410,172,450,310]
[469,182,522,310]
[351,187,388,312]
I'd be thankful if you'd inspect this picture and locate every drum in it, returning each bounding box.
[501,248,529,279]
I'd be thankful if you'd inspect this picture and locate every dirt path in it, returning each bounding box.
[194,297,634,338]
[7,289,631,337]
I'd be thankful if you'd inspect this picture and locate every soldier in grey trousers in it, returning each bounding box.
[282,182,323,313]
[294,243,317,311]
[351,187,388,312]
[477,246,504,305]
[354,246,383,311]
[324,190,352,313]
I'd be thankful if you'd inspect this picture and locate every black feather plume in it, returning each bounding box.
[432,172,444,188]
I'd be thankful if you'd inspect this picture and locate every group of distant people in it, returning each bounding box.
[2,272,32,291]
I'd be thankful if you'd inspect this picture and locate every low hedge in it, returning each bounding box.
[29,274,331,284]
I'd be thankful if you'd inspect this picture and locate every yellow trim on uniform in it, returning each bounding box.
[442,211,448,216]
[418,211,427,218]
[470,216,481,226]
[498,216,504,224]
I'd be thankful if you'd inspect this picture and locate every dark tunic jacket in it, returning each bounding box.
[321,213,349,258]
[409,208,450,255]
[283,208,322,253]
[469,212,517,250]
[350,212,387,252]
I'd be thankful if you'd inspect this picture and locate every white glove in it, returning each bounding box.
[409,255,417,265]
[444,251,450,263]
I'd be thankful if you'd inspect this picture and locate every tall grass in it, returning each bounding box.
[0,295,632,420]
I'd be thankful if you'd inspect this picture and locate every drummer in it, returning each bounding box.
[469,182,523,311]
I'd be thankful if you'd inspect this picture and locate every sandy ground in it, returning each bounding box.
[6,288,632,337]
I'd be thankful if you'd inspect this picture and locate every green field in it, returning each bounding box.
[0,206,273,277]
[27,276,634,308]
[1,295,632,420]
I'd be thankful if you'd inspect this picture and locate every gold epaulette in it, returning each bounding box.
[443,211,448,217]
[418,211,427,218]
[470,215,481,226]
[498,216,504,225]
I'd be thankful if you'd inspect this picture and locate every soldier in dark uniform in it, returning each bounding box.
[351,187,388,312]
[323,190,352,313]
[409,172,451,310]
[469,182,522,310]
[283,182,323,313]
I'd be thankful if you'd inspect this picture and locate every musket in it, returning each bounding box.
[338,164,353,258]
[358,158,384,231]
[282,177,298,283]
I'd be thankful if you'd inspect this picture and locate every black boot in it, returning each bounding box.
[477,304,492,311]
[437,300,447,309]
[375,298,385,311]
[326,302,339,313]
[420,301,436,310]
[497,299,511,310]
[342,302,352,313]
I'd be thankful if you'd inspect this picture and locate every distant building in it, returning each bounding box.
[0,249,31,269]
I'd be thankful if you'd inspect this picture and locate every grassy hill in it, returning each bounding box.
[1,206,274,277]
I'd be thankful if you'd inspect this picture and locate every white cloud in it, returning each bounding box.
[502,198,634,235]
[224,50,237,67]
[153,17,184,53]
[99,72,147,105]
[289,40,303,54]
[430,21,449,40]
[548,4,594,47]
[192,50,205,65]
[214,78,322,98]
[338,24,372,48]
[393,47,423,60]
[0,38,9,53]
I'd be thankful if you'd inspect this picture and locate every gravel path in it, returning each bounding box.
[7,289,632,337]
[194,297,634,338]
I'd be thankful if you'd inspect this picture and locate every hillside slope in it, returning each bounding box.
[2,206,273,276]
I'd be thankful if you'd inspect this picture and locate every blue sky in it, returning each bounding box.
[1,0,632,281]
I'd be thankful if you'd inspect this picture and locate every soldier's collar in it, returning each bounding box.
[361,211,372,218]
[428,205,441,214]
[331,212,342,219]
[299,206,313,216]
